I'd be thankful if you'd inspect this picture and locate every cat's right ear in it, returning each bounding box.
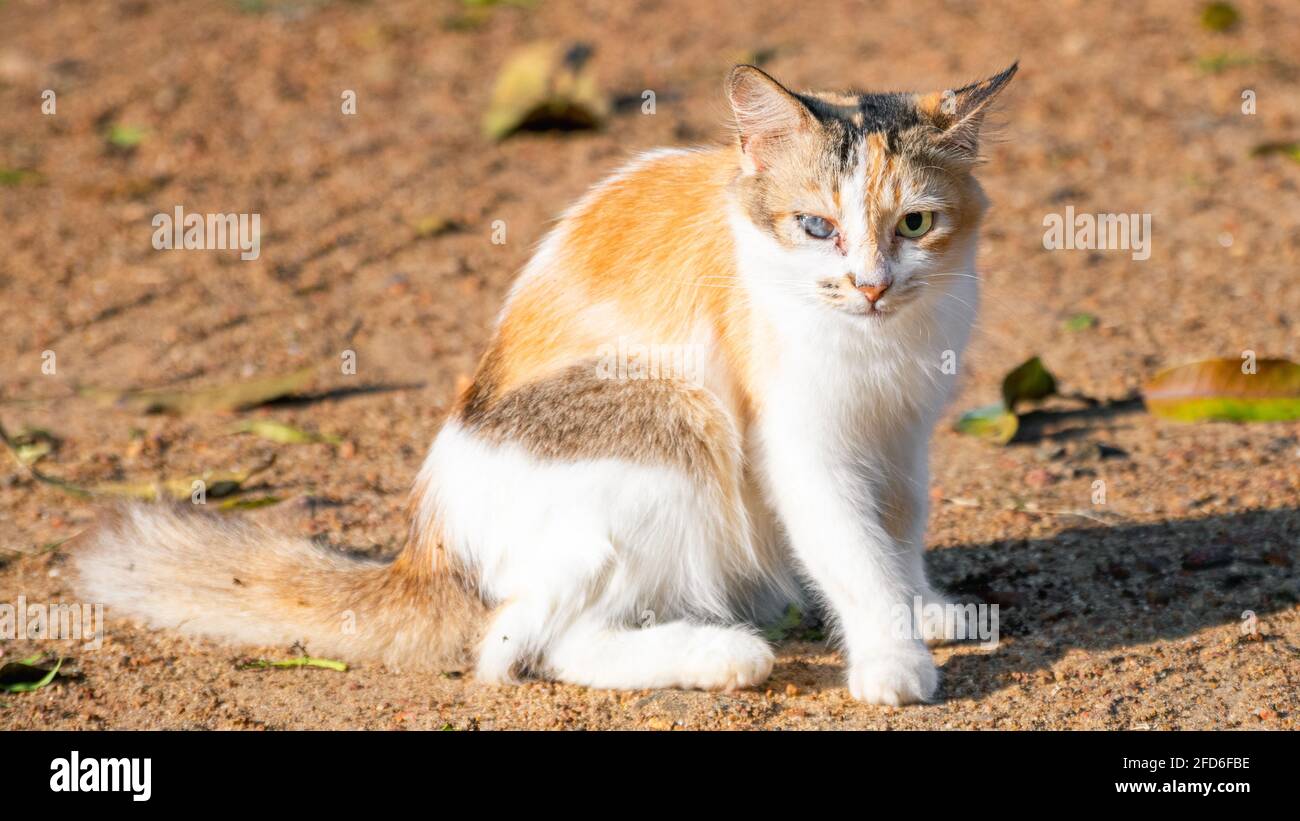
[726,65,813,173]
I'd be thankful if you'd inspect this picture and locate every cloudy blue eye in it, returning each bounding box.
[798,214,837,240]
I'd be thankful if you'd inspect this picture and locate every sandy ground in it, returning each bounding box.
[1,0,1298,729]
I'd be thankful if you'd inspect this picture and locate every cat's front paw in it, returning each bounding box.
[847,646,938,706]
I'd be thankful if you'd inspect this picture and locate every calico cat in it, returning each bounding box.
[76,62,1016,705]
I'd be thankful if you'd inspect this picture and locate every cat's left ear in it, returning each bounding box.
[921,62,1018,158]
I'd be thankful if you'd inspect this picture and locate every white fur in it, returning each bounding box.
[731,208,978,704]
[413,146,981,703]
[414,421,793,688]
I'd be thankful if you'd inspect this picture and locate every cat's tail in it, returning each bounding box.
[71,502,486,670]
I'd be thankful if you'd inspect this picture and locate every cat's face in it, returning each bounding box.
[728,65,1015,322]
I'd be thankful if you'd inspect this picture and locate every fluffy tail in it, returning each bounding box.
[72,502,486,671]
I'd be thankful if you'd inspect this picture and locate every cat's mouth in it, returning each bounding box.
[860,288,929,323]
[818,274,922,320]
[861,302,910,322]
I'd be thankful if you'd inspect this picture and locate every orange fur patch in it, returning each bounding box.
[465,148,770,427]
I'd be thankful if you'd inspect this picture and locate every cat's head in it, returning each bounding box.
[726,63,1016,323]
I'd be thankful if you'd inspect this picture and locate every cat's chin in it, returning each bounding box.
[841,300,911,323]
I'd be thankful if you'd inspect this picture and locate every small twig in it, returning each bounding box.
[943,496,1123,527]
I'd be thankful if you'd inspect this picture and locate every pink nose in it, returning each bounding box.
[856,281,890,303]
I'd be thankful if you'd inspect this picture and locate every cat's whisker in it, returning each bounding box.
[915,271,1022,315]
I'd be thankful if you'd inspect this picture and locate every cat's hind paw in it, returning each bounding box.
[680,628,775,692]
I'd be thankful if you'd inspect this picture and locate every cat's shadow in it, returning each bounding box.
[777,508,1297,703]
[932,507,1297,703]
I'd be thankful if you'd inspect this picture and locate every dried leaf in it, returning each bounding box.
[237,656,347,672]
[0,423,91,499]
[1250,141,1300,164]
[1201,2,1239,32]
[80,365,316,415]
[412,215,459,239]
[0,424,277,502]
[0,168,42,187]
[91,455,277,501]
[1143,358,1300,422]
[9,428,58,465]
[483,42,608,140]
[217,495,282,511]
[231,419,340,445]
[1002,356,1058,411]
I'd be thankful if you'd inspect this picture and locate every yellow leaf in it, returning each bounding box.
[483,42,608,140]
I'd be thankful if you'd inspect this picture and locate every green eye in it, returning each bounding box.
[896,211,934,238]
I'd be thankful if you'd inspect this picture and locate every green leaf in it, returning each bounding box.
[1196,52,1256,74]
[106,124,146,149]
[1001,356,1058,410]
[1250,141,1300,164]
[953,355,1057,445]
[1063,312,1097,332]
[0,656,64,693]
[1143,358,1300,422]
[762,605,804,642]
[1201,2,1239,32]
[0,168,42,186]
[954,404,1019,445]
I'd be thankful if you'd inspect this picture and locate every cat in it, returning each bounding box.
[74,62,1016,706]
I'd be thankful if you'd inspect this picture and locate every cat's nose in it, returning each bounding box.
[856,278,891,303]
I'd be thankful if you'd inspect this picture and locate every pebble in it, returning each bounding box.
[1025,468,1054,489]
